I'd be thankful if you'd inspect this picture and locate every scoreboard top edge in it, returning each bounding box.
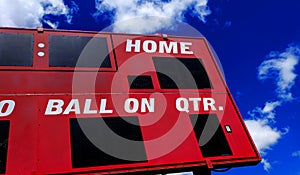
[0,27,206,40]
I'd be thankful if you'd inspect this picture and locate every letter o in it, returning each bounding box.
[124,98,139,113]
[143,40,157,53]
[0,100,15,117]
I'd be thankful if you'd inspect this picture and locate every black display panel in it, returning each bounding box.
[153,57,212,89]
[128,75,154,89]
[190,114,232,157]
[70,117,147,168]
[0,33,33,66]
[155,72,178,89]
[0,121,10,174]
[49,35,111,68]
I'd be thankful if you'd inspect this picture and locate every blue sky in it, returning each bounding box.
[1,0,300,174]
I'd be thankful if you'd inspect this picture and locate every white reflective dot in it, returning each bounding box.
[225,125,232,133]
[38,52,45,57]
[38,43,45,48]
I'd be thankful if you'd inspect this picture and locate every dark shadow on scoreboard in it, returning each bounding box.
[70,117,147,168]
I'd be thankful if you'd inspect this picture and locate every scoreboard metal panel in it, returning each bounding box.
[0,27,261,174]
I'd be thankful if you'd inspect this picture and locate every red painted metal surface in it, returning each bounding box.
[0,27,261,175]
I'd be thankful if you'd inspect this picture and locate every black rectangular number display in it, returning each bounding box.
[70,117,147,168]
[190,114,232,157]
[0,33,33,66]
[49,35,111,68]
[153,57,212,89]
[128,75,154,89]
[0,121,10,174]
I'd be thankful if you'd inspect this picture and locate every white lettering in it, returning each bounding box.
[189,98,201,111]
[99,99,113,114]
[176,98,189,113]
[125,39,193,54]
[143,40,157,53]
[203,98,216,111]
[124,98,139,113]
[180,42,193,54]
[83,99,97,114]
[159,41,178,54]
[175,97,220,112]
[63,99,80,114]
[0,100,15,117]
[45,99,64,115]
[141,98,154,112]
[126,39,141,52]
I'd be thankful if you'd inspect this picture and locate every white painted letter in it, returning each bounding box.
[0,100,15,117]
[124,98,139,113]
[143,40,157,53]
[83,99,97,114]
[159,41,178,54]
[176,98,189,113]
[99,99,113,114]
[189,98,202,111]
[141,98,154,113]
[203,98,216,111]
[45,99,64,115]
[126,39,141,52]
[63,99,80,114]
[180,42,193,54]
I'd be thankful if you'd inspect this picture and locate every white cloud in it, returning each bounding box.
[0,0,78,28]
[258,45,300,100]
[43,20,59,29]
[94,0,211,33]
[292,150,300,157]
[262,101,281,114]
[245,119,281,154]
[248,101,281,120]
[246,44,299,171]
[261,159,271,172]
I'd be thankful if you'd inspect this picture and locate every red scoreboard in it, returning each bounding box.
[0,27,261,174]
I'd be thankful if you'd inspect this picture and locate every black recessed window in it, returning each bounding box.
[155,72,178,89]
[190,114,232,157]
[0,121,10,174]
[153,57,212,89]
[49,35,111,68]
[0,33,33,66]
[70,117,147,168]
[128,75,154,89]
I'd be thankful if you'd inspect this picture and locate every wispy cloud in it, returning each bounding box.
[248,101,281,121]
[292,150,300,157]
[0,0,78,28]
[93,0,211,33]
[245,44,300,171]
[258,45,300,100]
[261,159,271,172]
